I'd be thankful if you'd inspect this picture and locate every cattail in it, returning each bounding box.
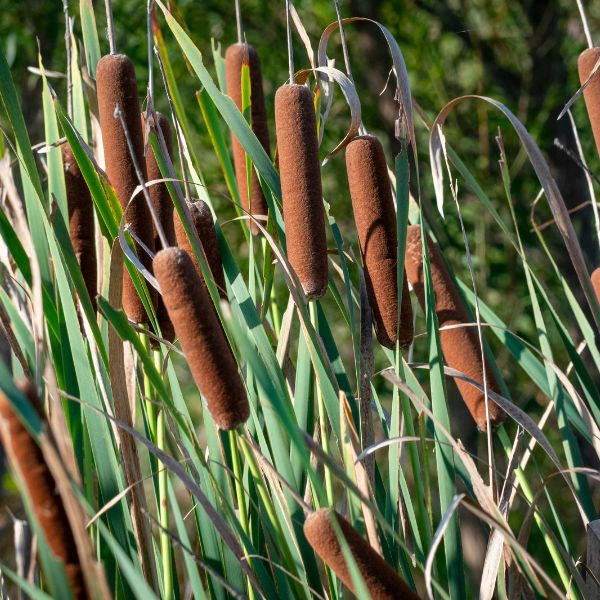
[153,248,248,429]
[578,48,600,159]
[405,225,504,430]
[96,54,156,323]
[61,142,97,311]
[274,84,328,299]
[592,267,600,302]
[0,381,87,599]
[304,509,420,600]
[225,43,271,235]
[143,111,175,342]
[345,135,413,348]
[174,200,227,299]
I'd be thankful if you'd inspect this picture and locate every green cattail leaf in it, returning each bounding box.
[0,41,51,286]
[211,39,227,93]
[70,30,89,143]
[79,0,101,78]
[39,57,67,227]
[420,220,465,599]
[0,205,31,285]
[196,89,240,206]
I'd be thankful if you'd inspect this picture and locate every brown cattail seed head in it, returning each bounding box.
[174,201,227,299]
[578,48,600,160]
[346,135,413,348]
[0,382,87,599]
[96,54,156,323]
[275,84,328,299]
[61,142,97,311]
[153,248,248,429]
[405,225,504,430]
[143,111,175,342]
[591,267,600,303]
[304,509,420,600]
[225,43,271,235]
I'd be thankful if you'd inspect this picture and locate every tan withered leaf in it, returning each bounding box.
[318,17,416,154]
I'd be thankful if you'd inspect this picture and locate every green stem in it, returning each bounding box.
[230,430,256,600]
[154,351,172,600]
[309,302,334,505]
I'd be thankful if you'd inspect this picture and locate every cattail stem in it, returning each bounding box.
[285,0,294,83]
[333,0,353,84]
[235,0,243,44]
[304,509,420,600]
[154,248,249,430]
[147,0,155,104]
[104,0,116,54]
[229,432,256,600]
[155,346,172,600]
[62,0,73,119]
[309,302,334,505]
[576,0,594,49]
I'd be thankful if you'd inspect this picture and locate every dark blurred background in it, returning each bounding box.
[1,0,600,584]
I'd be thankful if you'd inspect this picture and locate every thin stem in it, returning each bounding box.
[155,352,172,600]
[62,0,73,119]
[566,109,600,252]
[285,0,294,84]
[229,432,256,600]
[153,46,192,203]
[333,0,365,134]
[104,0,117,54]
[309,302,333,505]
[147,0,155,105]
[576,0,594,49]
[235,0,243,45]
[114,104,169,249]
[333,0,353,83]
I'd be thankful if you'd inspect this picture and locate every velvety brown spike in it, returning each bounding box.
[405,225,504,431]
[61,142,97,311]
[96,54,155,323]
[304,509,420,600]
[143,111,175,341]
[346,135,413,348]
[0,381,87,599]
[578,48,600,160]
[174,200,227,299]
[153,248,248,429]
[592,267,600,302]
[275,84,328,298]
[225,43,271,235]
